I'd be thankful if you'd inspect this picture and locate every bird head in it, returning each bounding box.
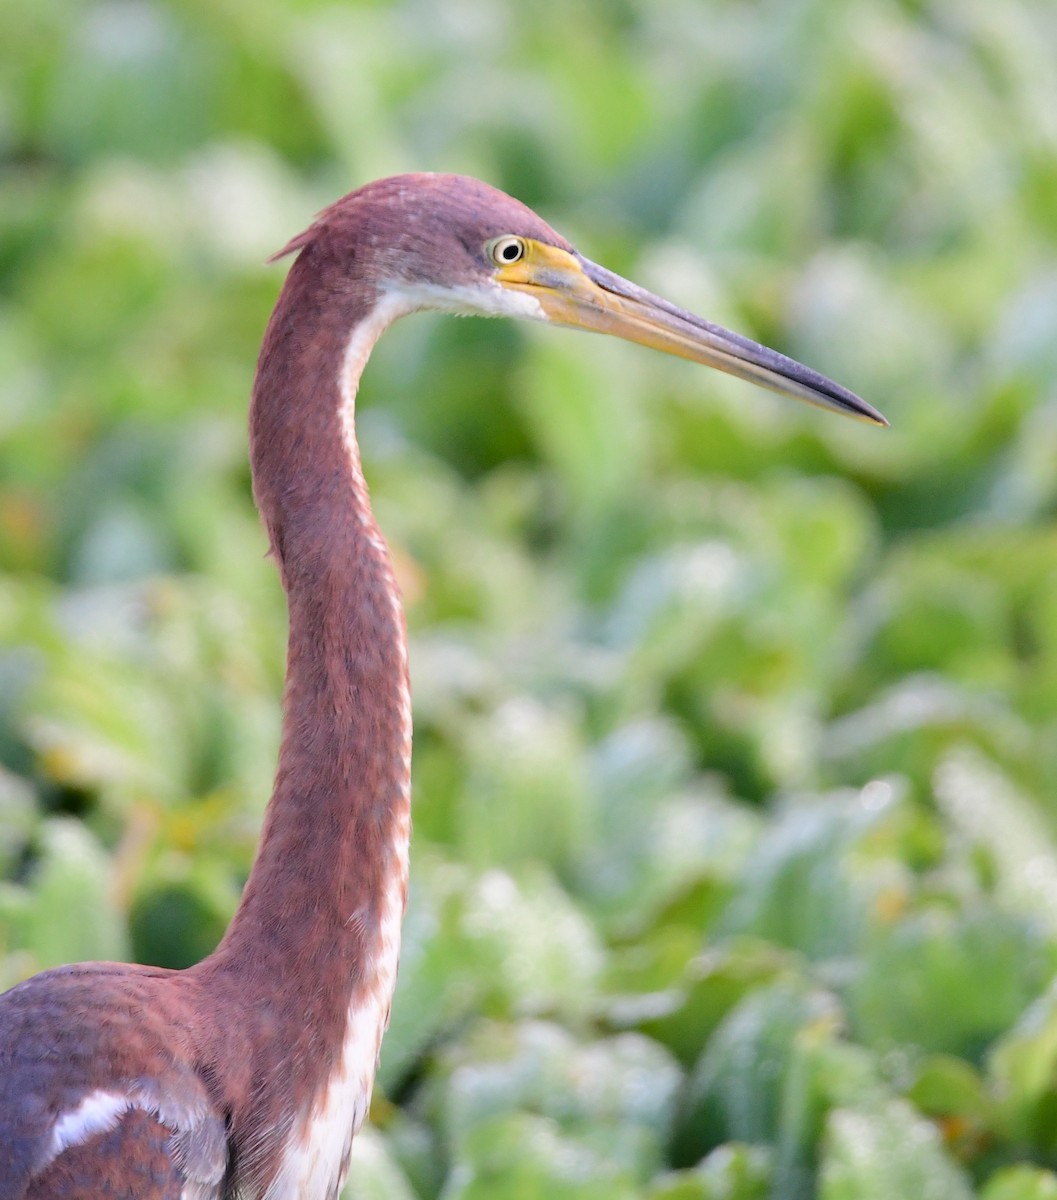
[273,173,886,426]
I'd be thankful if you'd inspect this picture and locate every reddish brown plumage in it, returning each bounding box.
[32,1107,184,1198]
[267,172,571,277]
[194,208,416,1189]
[0,173,563,1199]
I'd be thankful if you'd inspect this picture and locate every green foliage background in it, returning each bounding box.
[3,0,1057,1196]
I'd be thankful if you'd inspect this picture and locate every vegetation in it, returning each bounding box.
[3,0,1057,1195]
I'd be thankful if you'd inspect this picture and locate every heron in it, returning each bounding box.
[0,173,885,1199]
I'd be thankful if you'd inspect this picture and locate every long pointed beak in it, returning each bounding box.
[496,244,887,426]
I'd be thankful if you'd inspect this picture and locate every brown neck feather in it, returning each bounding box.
[193,241,411,1177]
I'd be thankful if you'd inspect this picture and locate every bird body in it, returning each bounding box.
[0,174,884,1199]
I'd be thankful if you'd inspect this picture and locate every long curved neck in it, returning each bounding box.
[225,261,410,972]
[196,247,411,1190]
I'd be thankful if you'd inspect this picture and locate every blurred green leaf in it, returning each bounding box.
[719,786,909,961]
[579,719,760,935]
[850,902,1056,1059]
[340,1127,419,1200]
[935,748,1057,936]
[989,979,1057,1156]
[16,818,129,969]
[380,858,604,1093]
[818,1098,974,1200]
[646,1144,773,1200]
[673,978,850,1174]
[429,1019,681,1184]
[444,1111,640,1200]
[905,1054,993,1155]
[457,698,592,874]
[621,937,795,1069]
[981,1165,1057,1200]
[0,768,35,875]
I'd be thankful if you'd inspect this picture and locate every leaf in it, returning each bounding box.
[935,747,1057,935]
[0,767,34,875]
[341,1127,419,1200]
[380,860,605,1093]
[20,818,128,969]
[429,1019,682,1182]
[646,1144,774,1200]
[906,1054,993,1152]
[851,903,1056,1059]
[460,865,605,1019]
[678,967,888,1194]
[444,1111,640,1200]
[989,979,1057,1155]
[980,1165,1057,1200]
[626,938,795,1068]
[457,698,592,874]
[579,718,760,934]
[819,1099,974,1200]
[719,786,907,961]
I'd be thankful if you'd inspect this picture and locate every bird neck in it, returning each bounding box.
[195,253,411,1185]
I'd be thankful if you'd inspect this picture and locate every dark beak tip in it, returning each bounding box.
[856,399,890,428]
[577,253,891,430]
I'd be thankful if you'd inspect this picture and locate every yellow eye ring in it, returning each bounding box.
[489,236,526,266]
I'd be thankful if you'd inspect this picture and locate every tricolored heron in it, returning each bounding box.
[0,174,885,1199]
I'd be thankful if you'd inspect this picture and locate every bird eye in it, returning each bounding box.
[489,236,526,266]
